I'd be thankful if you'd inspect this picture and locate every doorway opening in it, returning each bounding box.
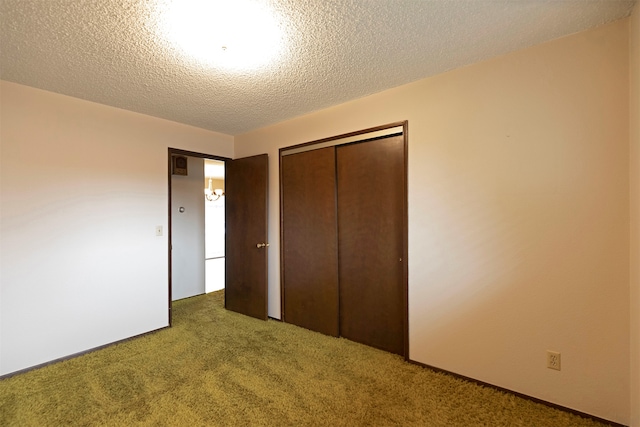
[204,159,225,293]
[168,148,230,325]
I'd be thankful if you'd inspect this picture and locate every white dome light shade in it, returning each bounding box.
[156,0,285,71]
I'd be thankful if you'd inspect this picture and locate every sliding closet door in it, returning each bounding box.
[282,147,339,336]
[337,135,405,355]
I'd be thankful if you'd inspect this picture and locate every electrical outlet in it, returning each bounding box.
[547,351,561,371]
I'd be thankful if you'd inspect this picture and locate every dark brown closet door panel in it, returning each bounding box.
[337,135,404,355]
[282,147,339,336]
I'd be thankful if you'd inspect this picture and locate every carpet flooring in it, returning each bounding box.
[0,291,611,426]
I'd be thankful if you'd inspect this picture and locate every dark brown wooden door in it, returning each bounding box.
[282,147,339,336]
[225,154,268,320]
[337,135,405,355]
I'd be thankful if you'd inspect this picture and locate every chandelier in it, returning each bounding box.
[204,178,225,201]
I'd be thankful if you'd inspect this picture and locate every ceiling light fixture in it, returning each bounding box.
[153,0,285,71]
[205,178,225,202]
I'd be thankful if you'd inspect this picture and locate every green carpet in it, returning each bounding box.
[0,291,610,426]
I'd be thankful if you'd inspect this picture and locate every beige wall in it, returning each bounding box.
[0,81,233,375]
[630,4,640,425]
[235,20,631,424]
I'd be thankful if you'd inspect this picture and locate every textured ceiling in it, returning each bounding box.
[0,0,636,135]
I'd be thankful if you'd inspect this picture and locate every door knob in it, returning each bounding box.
[256,243,270,248]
